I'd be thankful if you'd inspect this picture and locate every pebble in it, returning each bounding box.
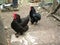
[4,26,8,30]
[37,7,41,10]
[53,19,56,21]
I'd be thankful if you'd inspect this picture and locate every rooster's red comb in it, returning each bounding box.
[13,12,17,20]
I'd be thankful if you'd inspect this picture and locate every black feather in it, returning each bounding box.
[11,14,29,36]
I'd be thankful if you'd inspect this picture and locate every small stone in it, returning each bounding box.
[54,19,56,21]
[37,7,41,10]
[4,26,8,30]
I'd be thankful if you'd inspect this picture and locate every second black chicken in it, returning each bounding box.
[29,6,41,24]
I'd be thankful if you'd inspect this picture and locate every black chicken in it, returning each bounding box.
[11,13,29,37]
[29,6,41,24]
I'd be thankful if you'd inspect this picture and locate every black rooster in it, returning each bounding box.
[29,6,41,24]
[11,13,29,37]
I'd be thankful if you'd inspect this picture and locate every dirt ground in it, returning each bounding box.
[0,1,60,45]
